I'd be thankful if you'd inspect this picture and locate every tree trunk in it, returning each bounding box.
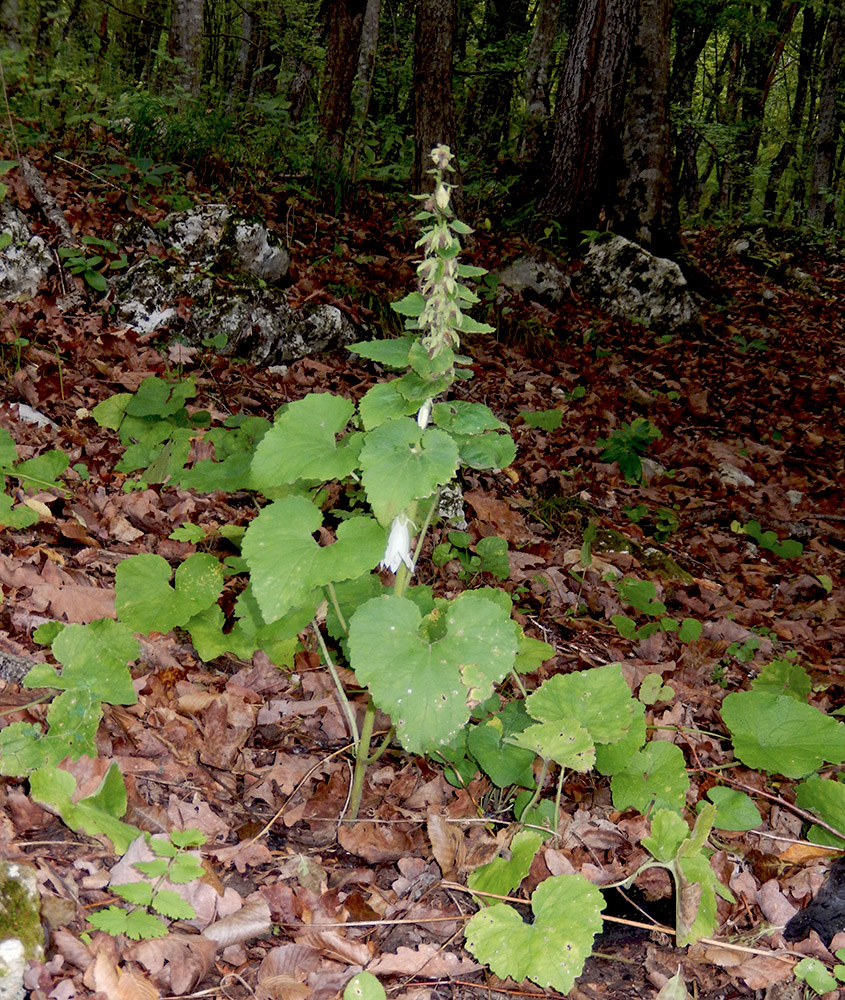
[475,0,529,161]
[808,11,845,227]
[317,0,367,165]
[353,0,382,127]
[412,0,460,204]
[613,0,677,253]
[228,0,258,107]
[540,0,638,233]
[521,0,561,159]
[168,0,203,96]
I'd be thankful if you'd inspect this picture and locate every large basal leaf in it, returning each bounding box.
[464,874,605,993]
[526,663,635,745]
[358,418,459,525]
[250,393,360,491]
[347,592,518,753]
[795,776,845,847]
[506,719,595,770]
[610,740,689,814]
[115,553,223,636]
[722,690,845,778]
[348,337,414,368]
[242,497,386,622]
[468,830,546,905]
[26,619,139,706]
[358,381,421,431]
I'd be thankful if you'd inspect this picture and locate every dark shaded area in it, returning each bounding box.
[784,857,845,947]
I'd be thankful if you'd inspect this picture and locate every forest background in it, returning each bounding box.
[1,0,844,242]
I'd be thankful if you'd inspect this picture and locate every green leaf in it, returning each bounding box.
[30,763,140,853]
[391,291,426,316]
[513,633,554,674]
[344,971,386,1000]
[359,418,459,525]
[721,690,845,778]
[115,553,223,635]
[242,498,385,622]
[611,741,689,814]
[642,809,691,862]
[26,620,139,706]
[795,776,845,848]
[250,394,360,491]
[169,828,207,849]
[134,860,169,878]
[88,905,132,937]
[526,663,635,745]
[594,700,647,776]
[507,719,595,770]
[123,909,169,940]
[349,338,414,369]
[168,853,205,883]
[432,401,508,435]
[169,523,206,543]
[750,658,812,701]
[358,380,421,430]
[678,618,702,643]
[794,957,839,994]
[112,881,154,906]
[464,874,604,993]
[705,787,762,831]
[347,592,518,753]
[151,889,197,920]
[467,719,536,789]
[519,409,563,431]
[468,830,546,904]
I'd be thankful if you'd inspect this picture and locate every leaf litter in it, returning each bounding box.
[1,153,845,999]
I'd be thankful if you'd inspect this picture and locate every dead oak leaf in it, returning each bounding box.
[369,944,480,978]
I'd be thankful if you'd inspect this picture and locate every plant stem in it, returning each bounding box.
[346,695,377,822]
[312,621,358,744]
[326,581,348,634]
[519,756,549,822]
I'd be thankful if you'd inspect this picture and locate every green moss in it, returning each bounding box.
[0,863,44,961]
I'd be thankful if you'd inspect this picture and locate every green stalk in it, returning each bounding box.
[312,622,358,744]
[346,696,377,821]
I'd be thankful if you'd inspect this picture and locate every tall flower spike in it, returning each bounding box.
[380,514,414,574]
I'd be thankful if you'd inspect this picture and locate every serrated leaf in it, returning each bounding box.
[594,700,647,776]
[432,401,508,435]
[151,888,197,920]
[123,909,169,940]
[359,418,459,525]
[526,663,635,745]
[358,381,421,430]
[468,830,545,904]
[467,718,536,789]
[391,291,426,316]
[750,658,812,701]
[347,592,518,753]
[88,905,131,936]
[520,409,563,431]
[112,881,154,906]
[242,498,385,621]
[611,740,689,814]
[721,690,845,778]
[250,393,360,491]
[135,860,170,878]
[168,853,205,883]
[642,808,691,862]
[464,874,604,993]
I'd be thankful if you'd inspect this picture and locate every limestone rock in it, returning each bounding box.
[0,205,52,303]
[578,235,700,335]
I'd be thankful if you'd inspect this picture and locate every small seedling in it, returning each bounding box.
[88,829,206,940]
[596,418,662,483]
[432,530,510,581]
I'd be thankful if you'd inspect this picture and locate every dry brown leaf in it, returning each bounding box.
[369,944,480,977]
[427,812,464,879]
[202,898,272,949]
[117,969,159,1000]
[88,950,121,995]
[337,820,421,863]
[295,928,371,966]
[695,944,795,991]
[126,933,216,995]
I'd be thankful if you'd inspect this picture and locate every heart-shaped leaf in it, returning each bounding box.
[347,592,518,753]
[464,874,604,993]
[242,497,385,622]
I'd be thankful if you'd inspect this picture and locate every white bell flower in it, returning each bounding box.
[417,398,432,429]
[380,514,415,574]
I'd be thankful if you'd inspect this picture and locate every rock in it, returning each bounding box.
[0,862,44,1000]
[494,255,571,306]
[578,235,700,335]
[112,205,360,364]
[0,205,52,303]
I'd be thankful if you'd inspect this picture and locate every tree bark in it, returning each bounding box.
[613,0,678,253]
[168,0,203,97]
[475,0,529,160]
[540,0,638,233]
[808,11,845,227]
[0,0,20,49]
[353,0,382,127]
[521,0,561,159]
[412,0,460,203]
[318,0,367,165]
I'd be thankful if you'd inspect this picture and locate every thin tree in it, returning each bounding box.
[318,0,367,166]
[808,11,845,227]
[168,0,203,96]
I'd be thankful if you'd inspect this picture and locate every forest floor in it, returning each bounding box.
[2,153,845,1000]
